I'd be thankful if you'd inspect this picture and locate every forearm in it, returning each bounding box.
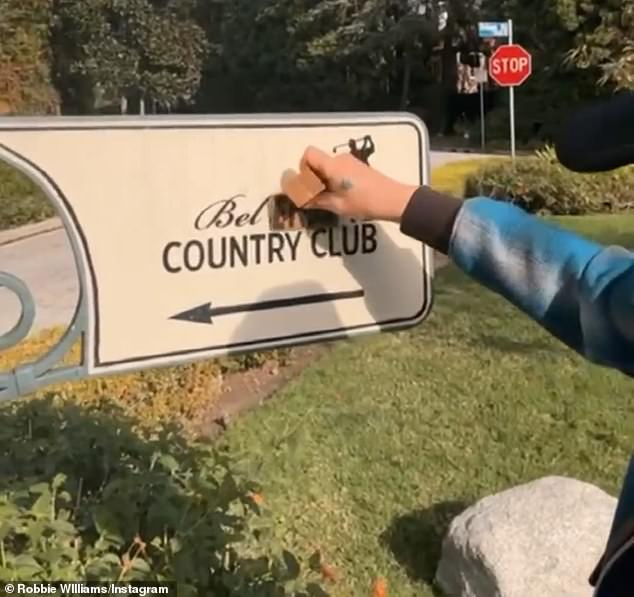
[400,188,634,374]
[447,197,602,352]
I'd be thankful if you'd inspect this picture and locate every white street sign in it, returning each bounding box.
[0,114,433,377]
[478,21,509,38]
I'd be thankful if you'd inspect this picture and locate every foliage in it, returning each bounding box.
[1,326,295,435]
[563,0,634,90]
[0,328,224,435]
[195,0,470,113]
[431,157,507,196]
[479,0,607,142]
[0,0,59,113]
[50,0,208,113]
[0,160,55,230]
[294,0,445,109]
[464,145,634,214]
[2,0,627,142]
[0,396,328,595]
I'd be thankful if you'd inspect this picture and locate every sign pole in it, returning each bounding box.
[479,81,486,151]
[508,18,516,161]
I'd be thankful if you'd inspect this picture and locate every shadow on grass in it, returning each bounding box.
[380,500,471,595]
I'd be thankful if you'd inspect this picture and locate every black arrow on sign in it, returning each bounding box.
[169,289,365,325]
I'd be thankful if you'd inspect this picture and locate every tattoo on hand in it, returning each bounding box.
[340,177,354,191]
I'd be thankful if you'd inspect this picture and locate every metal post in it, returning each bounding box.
[508,18,516,161]
[480,82,486,150]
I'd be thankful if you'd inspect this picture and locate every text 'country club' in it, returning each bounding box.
[161,195,379,273]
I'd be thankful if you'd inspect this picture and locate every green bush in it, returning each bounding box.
[0,161,54,230]
[0,396,328,596]
[464,146,634,215]
[2,327,297,435]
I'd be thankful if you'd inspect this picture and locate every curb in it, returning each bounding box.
[430,145,532,157]
[0,218,63,248]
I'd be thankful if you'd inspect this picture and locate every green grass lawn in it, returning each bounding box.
[550,213,634,248]
[219,212,634,596]
[431,157,508,197]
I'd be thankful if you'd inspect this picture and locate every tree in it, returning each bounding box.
[478,0,607,143]
[562,0,634,90]
[0,0,59,114]
[195,0,456,113]
[50,0,208,114]
[302,0,445,109]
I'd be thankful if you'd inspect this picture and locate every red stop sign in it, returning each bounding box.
[489,44,532,87]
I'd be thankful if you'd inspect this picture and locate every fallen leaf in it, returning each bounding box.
[372,577,387,597]
[249,492,264,505]
[320,563,338,582]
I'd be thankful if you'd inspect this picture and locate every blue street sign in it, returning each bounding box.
[478,22,509,38]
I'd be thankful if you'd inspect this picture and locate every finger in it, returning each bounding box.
[300,146,332,180]
[303,191,341,213]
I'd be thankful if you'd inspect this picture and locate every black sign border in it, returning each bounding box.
[0,117,432,370]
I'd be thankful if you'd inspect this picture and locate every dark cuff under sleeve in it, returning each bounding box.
[399,186,463,255]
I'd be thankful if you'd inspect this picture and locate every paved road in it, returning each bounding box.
[0,150,484,338]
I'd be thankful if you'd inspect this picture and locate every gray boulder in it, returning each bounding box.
[435,476,617,597]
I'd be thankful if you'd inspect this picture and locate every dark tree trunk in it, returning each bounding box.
[400,52,412,109]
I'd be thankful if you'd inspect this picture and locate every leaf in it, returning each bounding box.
[36,547,65,564]
[282,549,300,580]
[52,473,67,490]
[25,519,47,545]
[158,454,179,473]
[308,550,322,572]
[51,518,77,535]
[13,554,42,574]
[320,563,337,583]
[30,492,51,518]
[130,557,151,573]
[0,522,13,541]
[249,492,264,506]
[85,553,121,578]
[92,506,122,541]
[0,503,19,518]
[306,584,330,597]
[217,473,240,503]
[101,553,123,566]
[239,556,270,577]
[29,483,50,495]
[169,537,182,554]
[372,577,387,597]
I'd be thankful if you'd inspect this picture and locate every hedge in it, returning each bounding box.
[0,160,55,231]
[0,396,327,595]
[464,146,634,215]
[0,327,292,435]
[431,157,507,197]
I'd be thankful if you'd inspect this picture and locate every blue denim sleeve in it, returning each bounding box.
[448,197,634,377]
